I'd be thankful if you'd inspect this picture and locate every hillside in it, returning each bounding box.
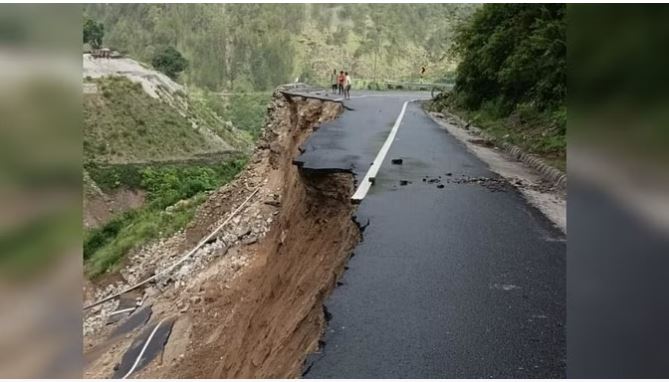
[83,4,478,90]
[82,54,253,272]
[83,54,251,164]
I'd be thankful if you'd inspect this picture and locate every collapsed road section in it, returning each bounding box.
[84,86,362,378]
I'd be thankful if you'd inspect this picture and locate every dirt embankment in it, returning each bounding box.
[103,90,361,378]
[83,170,146,229]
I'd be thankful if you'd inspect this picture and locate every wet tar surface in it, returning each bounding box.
[113,317,175,378]
[300,92,566,378]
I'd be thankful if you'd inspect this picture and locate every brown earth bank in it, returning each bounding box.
[175,172,359,378]
[84,88,361,378]
[171,95,360,378]
[83,185,146,230]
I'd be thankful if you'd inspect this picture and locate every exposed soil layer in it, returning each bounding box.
[178,173,358,378]
[83,170,146,230]
[171,94,360,378]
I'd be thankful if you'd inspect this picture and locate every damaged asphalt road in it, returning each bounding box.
[298,92,566,378]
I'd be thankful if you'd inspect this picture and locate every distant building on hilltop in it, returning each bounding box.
[83,43,122,59]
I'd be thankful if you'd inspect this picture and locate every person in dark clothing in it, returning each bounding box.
[331,69,338,93]
[344,71,351,99]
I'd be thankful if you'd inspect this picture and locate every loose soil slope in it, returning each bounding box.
[84,88,361,379]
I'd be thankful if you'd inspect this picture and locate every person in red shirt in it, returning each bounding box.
[338,70,345,95]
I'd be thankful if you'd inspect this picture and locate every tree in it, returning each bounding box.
[151,46,189,80]
[451,4,566,112]
[83,18,104,49]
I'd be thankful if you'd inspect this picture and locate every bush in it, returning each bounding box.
[83,159,247,278]
[83,18,104,49]
[151,46,189,80]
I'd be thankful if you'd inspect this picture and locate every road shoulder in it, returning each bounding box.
[426,109,566,233]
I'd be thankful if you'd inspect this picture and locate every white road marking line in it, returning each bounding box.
[351,100,411,202]
[122,317,167,379]
[108,307,136,316]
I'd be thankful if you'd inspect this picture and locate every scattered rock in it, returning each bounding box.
[264,200,281,207]
[448,175,510,192]
[399,180,410,186]
[242,236,258,246]
[437,184,444,189]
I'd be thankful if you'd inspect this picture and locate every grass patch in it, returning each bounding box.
[85,162,144,191]
[84,76,250,164]
[84,159,246,278]
[429,93,566,171]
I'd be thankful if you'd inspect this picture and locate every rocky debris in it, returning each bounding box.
[242,236,258,245]
[399,180,410,186]
[263,193,281,207]
[423,176,441,184]
[391,158,403,165]
[416,174,512,192]
[447,175,510,192]
[84,298,120,336]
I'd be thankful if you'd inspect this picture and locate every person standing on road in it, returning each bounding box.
[344,71,352,100]
[338,70,345,95]
[331,69,338,93]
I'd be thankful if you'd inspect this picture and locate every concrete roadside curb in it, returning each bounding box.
[428,110,566,191]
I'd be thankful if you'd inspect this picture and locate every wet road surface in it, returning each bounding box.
[297,91,566,378]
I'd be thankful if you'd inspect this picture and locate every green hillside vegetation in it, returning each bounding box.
[83,4,477,91]
[84,160,246,278]
[430,4,566,170]
[84,76,250,164]
[83,76,255,278]
[207,92,273,140]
